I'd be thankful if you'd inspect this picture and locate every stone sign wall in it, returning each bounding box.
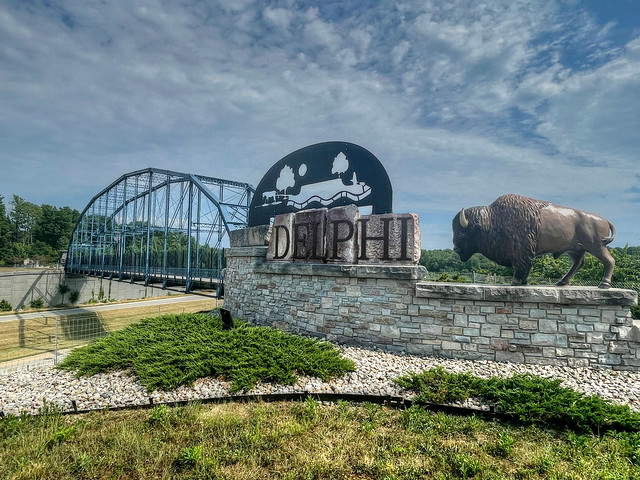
[225,227,640,370]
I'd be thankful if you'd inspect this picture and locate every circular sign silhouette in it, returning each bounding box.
[248,142,393,226]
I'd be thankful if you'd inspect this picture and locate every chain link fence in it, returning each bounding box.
[424,271,640,294]
[0,313,108,372]
[0,297,220,373]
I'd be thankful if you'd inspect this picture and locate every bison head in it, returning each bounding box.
[452,208,476,262]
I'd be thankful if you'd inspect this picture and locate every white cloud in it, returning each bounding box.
[303,18,341,52]
[263,7,294,31]
[525,36,640,167]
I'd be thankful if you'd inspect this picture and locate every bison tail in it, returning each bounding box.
[602,221,616,245]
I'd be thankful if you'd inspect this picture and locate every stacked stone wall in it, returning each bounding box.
[225,245,639,371]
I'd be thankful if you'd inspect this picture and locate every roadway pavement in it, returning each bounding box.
[0,294,221,323]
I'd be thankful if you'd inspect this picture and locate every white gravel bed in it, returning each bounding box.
[2,345,640,416]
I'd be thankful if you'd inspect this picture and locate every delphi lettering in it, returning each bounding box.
[266,206,420,265]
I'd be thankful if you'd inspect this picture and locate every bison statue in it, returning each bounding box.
[452,194,616,288]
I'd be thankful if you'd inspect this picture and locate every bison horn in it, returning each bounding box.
[459,209,469,228]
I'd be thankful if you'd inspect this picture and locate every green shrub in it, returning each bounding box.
[395,366,478,404]
[632,305,640,320]
[69,290,80,303]
[58,313,355,392]
[396,367,640,434]
[30,298,44,309]
[0,300,12,311]
[58,283,70,304]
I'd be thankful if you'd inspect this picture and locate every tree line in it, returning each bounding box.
[0,195,79,266]
[419,247,640,284]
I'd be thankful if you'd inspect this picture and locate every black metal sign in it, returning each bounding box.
[248,142,393,227]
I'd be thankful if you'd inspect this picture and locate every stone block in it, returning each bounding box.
[452,335,471,343]
[443,326,463,335]
[576,324,594,332]
[292,208,327,262]
[608,341,631,354]
[530,309,547,319]
[513,345,543,354]
[519,319,538,330]
[326,205,360,264]
[586,332,604,344]
[421,324,443,335]
[617,326,640,342]
[539,319,558,333]
[266,213,295,261]
[441,341,462,350]
[381,324,400,337]
[501,329,514,339]
[481,324,501,337]
[495,351,525,363]
[487,314,508,324]
[406,343,435,355]
[357,213,420,264]
[229,225,272,247]
[454,314,468,326]
[531,333,567,347]
[490,338,509,351]
[567,358,590,367]
[555,347,573,357]
[599,354,622,365]
[599,309,617,323]
[558,323,578,335]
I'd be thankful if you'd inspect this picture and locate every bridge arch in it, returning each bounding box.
[66,168,254,292]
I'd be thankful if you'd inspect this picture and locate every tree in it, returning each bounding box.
[9,195,41,245]
[58,283,70,305]
[419,249,512,276]
[0,196,12,264]
[33,204,79,253]
[6,242,28,265]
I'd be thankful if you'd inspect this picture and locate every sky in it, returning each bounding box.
[1,0,639,250]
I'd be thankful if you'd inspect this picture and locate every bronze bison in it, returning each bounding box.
[452,194,616,288]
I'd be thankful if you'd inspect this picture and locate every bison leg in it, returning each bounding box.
[589,245,615,289]
[512,261,532,286]
[556,250,585,287]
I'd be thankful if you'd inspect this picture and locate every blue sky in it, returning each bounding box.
[0,0,638,249]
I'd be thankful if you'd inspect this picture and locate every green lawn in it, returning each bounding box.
[2,400,640,479]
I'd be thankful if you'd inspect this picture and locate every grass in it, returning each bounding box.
[57,312,355,392]
[0,297,217,363]
[2,400,640,479]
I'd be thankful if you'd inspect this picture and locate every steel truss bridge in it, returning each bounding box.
[65,168,254,292]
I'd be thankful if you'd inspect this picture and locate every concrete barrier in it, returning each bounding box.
[0,270,168,309]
